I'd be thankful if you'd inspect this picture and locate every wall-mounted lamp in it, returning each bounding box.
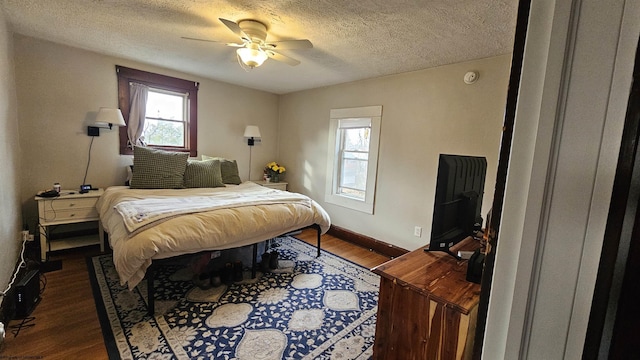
[87,107,126,136]
[82,107,126,191]
[244,125,261,181]
[244,125,262,146]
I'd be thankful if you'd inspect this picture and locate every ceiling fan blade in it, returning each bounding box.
[266,50,301,66]
[225,42,245,47]
[181,36,220,43]
[266,39,313,50]
[219,18,245,38]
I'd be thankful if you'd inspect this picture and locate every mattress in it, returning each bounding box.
[96,182,331,289]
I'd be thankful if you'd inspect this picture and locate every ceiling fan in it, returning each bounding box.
[183,18,313,69]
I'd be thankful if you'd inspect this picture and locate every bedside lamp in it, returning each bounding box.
[87,108,126,136]
[244,125,261,180]
[244,125,261,146]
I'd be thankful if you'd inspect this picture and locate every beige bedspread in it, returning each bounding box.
[97,182,331,289]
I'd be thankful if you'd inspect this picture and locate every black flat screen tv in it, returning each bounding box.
[425,154,487,259]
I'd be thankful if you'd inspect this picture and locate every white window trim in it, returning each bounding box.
[325,105,382,214]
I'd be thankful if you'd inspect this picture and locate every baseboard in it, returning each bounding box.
[327,225,408,259]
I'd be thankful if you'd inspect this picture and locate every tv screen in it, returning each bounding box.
[427,154,487,259]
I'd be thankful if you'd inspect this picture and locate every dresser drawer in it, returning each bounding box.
[43,207,99,222]
[44,197,98,211]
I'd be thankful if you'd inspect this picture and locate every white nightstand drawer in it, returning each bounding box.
[252,180,288,191]
[45,197,98,211]
[43,207,98,222]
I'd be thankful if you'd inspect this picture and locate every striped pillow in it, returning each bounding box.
[202,155,242,184]
[130,146,189,189]
[184,159,224,188]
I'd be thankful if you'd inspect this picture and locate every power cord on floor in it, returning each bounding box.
[0,238,28,299]
[39,272,47,296]
[9,316,35,337]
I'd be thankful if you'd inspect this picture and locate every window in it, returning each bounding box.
[143,88,188,147]
[325,106,382,214]
[116,66,199,156]
[336,118,371,200]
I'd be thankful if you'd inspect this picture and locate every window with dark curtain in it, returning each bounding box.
[116,65,199,156]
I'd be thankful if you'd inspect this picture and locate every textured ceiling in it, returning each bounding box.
[0,0,518,94]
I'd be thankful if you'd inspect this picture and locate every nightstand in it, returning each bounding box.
[35,189,104,261]
[252,180,288,191]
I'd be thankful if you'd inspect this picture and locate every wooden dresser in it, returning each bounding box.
[372,238,482,360]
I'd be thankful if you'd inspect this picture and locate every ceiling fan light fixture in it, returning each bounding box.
[237,46,268,68]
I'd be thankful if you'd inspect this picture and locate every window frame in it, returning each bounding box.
[116,65,199,156]
[143,87,189,148]
[337,119,371,200]
[325,106,382,214]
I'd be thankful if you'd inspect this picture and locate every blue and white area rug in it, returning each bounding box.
[88,236,380,359]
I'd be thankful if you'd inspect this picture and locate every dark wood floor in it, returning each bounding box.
[0,229,390,359]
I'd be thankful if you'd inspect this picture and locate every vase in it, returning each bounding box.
[271,174,279,183]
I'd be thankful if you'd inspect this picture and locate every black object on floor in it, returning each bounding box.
[222,262,234,285]
[13,270,41,319]
[260,253,271,273]
[210,271,222,287]
[40,259,62,273]
[269,251,279,270]
[233,261,243,282]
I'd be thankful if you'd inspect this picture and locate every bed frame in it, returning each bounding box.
[144,224,322,315]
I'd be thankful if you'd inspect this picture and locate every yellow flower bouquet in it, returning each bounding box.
[265,162,286,182]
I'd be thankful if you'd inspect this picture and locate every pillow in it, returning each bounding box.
[202,155,242,185]
[184,159,225,188]
[130,146,189,189]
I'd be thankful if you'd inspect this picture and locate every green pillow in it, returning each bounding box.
[184,159,224,188]
[202,155,242,185]
[130,146,189,189]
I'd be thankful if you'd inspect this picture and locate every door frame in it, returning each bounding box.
[583,34,640,359]
[478,1,640,358]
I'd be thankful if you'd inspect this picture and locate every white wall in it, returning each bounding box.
[0,10,22,308]
[279,55,511,250]
[484,0,640,358]
[13,35,279,231]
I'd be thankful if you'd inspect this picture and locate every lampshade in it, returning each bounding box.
[94,107,126,129]
[237,46,269,68]
[244,125,261,138]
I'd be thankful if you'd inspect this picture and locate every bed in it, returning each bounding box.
[96,148,331,314]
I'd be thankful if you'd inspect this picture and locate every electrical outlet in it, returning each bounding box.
[21,231,34,241]
[414,226,422,237]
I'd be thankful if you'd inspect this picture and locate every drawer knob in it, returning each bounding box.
[70,213,75,217]
[69,203,76,207]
